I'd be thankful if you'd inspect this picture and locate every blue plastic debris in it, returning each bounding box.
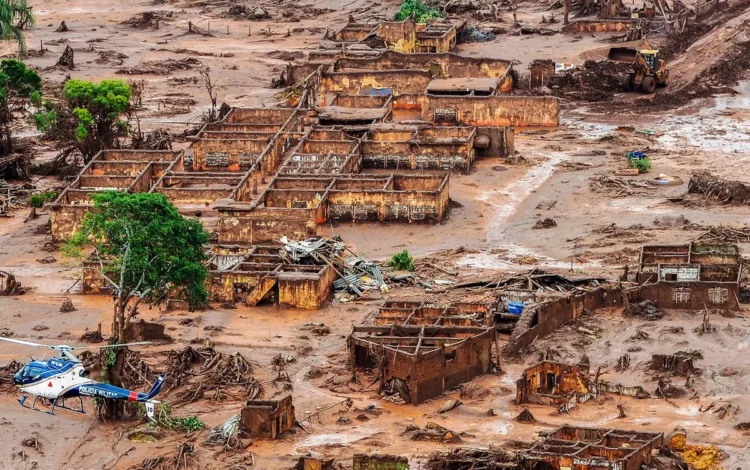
[508,301,526,315]
[626,151,647,160]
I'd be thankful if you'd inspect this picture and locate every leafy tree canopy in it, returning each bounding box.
[63,79,131,116]
[394,0,442,23]
[68,191,210,311]
[0,59,40,97]
[62,78,131,143]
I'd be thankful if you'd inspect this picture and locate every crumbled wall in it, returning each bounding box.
[320,71,433,104]
[422,95,559,127]
[241,395,295,439]
[50,204,91,242]
[123,321,170,342]
[218,207,317,244]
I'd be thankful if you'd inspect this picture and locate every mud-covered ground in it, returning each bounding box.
[1,0,750,468]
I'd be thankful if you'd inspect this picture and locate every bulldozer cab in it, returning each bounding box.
[639,50,660,71]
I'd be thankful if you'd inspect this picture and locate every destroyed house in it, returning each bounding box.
[349,325,495,404]
[241,395,295,439]
[216,173,450,244]
[516,361,594,409]
[519,425,663,470]
[361,125,489,172]
[207,243,337,310]
[373,299,496,327]
[49,150,183,241]
[637,243,742,310]
[324,17,459,54]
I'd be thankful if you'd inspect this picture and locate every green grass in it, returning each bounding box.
[389,250,415,272]
[629,157,651,173]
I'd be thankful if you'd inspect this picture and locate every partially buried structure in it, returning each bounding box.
[518,425,663,470]
[241,395,295,439]
[349,324,496,404]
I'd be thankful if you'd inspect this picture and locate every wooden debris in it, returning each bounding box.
[56,45,75,69]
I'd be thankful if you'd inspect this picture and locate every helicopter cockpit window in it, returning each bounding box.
[22,366,43,379]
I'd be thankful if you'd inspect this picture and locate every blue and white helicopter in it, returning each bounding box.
[0,336,166,421]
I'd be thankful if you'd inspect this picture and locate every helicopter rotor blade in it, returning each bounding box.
[71,341,152,351]
[0,337,52,348]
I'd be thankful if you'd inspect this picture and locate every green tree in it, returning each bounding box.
[66,191,208,419]
[0,0,35,58]
[59,78,131,160]
[0,59,41,157]
[66,191,209,340]
[394,0,442,23]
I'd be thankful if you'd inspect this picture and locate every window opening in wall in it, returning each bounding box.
[444,350,456,362]
[708,288,728,304]
[672,288,691,303]
[434,108,457,123]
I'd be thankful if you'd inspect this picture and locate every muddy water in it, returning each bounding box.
[658,82,750,154]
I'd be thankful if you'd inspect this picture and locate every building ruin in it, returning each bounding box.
[518,425,663,470]
[349,325,496,404]
[241,395,295,439]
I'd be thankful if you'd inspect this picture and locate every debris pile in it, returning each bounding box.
[422,446,517,469]
[688,172,750,205]
[407,422,462,443]
[625,300,663,321]
[204,414,251,451]
[515,407,536,423]
[280,236,385,299]
[120,11,174,29]
[164,346,263,406]
[0,270,24,295]
[59,298,76,312]
[0,180,30,216]
[55,45,75,69]
[549,60,633,102]
[132,442,195,470]
[222,5,272,20]
[532,217,557,229]
[589,175,655,197]
[0,360,22,393]
[693,225,750,243]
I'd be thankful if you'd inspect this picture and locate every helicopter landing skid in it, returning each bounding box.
[19,395,86,416]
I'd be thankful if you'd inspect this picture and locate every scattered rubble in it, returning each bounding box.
[120,11,174,29]
[688,172,750,204]
[164,346,263,406]
[116,58,201,75]
[532,217,557,229]
[408,422,462,443]
[626,300,663,321]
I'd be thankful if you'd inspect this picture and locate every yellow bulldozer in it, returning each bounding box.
[608,42,669,94]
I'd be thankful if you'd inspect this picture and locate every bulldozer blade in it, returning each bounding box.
[608,47,637,62]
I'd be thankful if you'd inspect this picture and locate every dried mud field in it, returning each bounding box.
[1,0,750,469]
